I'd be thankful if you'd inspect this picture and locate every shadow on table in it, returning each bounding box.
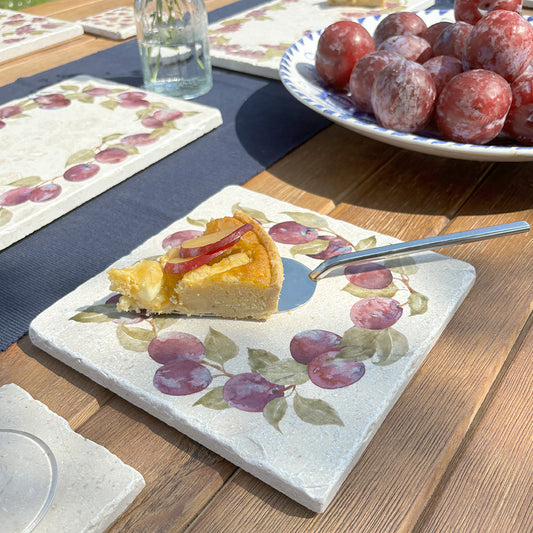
[234,80,330,169]
[236,82,533,217]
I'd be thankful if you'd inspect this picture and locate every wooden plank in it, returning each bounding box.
[22,0,130,18]
[264,125,404,205]
[75,395,236,532]
[0,36,117,86]
[184,163,533,532]
[0,337,112,429]
[338,149,493,238]
[413,314,533,533]
[244,172,335,213]
[23,0,242,20]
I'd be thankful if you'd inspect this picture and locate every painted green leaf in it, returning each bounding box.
[65,148,95,167]
[204,327,238,365]
[60,84,79,92]
[339,327,378,361]
[69,303,121,323]
[149,126,172,138]
[135,107,153,119]
[231,204,271,224]
[248,348,280,373]
[266,1,286,10]
[283,211,329,230]
[8,176,41,187]
[260,48,286,61]
[342,281,399,299]
[193,386,230,410]
[263,396,287,433]
[82,83,95,92]
[293,393,344,426]
[385,256,418,276]
[100,99,120,111]
[116,322,155,352]
[408,291,429,316]
[149,102,169,110]
[356,235,377,250]
[152,316,177,332]
[186,216,208,227]
[0,208,12,227]
[22,102,40,112]
[69,310,113,324]
[374,328,409,366]
[182,111,199,118]
[290,238,329,257]
[221,17,250,25]
[102,133,123,143]
[67,93,93,104]
[259,359,308,386]
[7,112,28,119]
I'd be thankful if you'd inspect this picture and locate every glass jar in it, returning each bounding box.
[134,0,213,99]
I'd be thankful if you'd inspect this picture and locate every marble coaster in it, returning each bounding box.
[77,6,136,40]
[29,186,476,512]
[0,74,222,251]
[0,9,83,63]
[208,0,435,79]
[0,383,145,533]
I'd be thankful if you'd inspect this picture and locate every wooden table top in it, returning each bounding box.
[2,1,532,531]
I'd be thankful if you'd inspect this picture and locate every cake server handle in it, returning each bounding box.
[308,221,530,281]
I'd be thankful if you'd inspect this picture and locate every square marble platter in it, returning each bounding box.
[0,9,83,63]
[77,6,136,41]
[29,186,476,512]
[0,383,145,533]
[0,75,222,251]
[208,0,435,79]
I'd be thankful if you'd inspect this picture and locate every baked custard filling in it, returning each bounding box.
[107,211,284,320]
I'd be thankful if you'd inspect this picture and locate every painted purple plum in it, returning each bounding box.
[308,351,365,389]
[63,163,100,182]
[162,229,202,249]
[141,116,164,128]
[95,148,128,164]
[350,297,403,329]
[223,373,284,412]
[83,87,113,96]
[153,360,212,396]
[122,133,158,146]
[308,235,352,260]
[29,183,61,202]
[148,331,205,365]
[153,109,183,121]
[290,329,342,364]
[345,262,393,289]
[0,187,32,206]
[0,105,23,119]
[268,221,318,244]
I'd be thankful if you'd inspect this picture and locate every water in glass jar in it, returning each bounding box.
[139,28,212,99]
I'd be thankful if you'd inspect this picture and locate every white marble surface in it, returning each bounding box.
[0,75,222,251]
[29,186,476,512]
[0,9,83,63]
[78,6,136,40]
[0,383,145,533]
[208,0,435,79]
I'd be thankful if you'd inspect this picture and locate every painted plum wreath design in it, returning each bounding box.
[70,205,428,430]
[0,81,197,227]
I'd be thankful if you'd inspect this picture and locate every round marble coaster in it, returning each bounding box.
[0,429,58,533]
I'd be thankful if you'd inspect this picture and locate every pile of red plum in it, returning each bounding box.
[314,0,533,145]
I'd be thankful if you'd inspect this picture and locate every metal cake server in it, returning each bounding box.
[278,221,529,312]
